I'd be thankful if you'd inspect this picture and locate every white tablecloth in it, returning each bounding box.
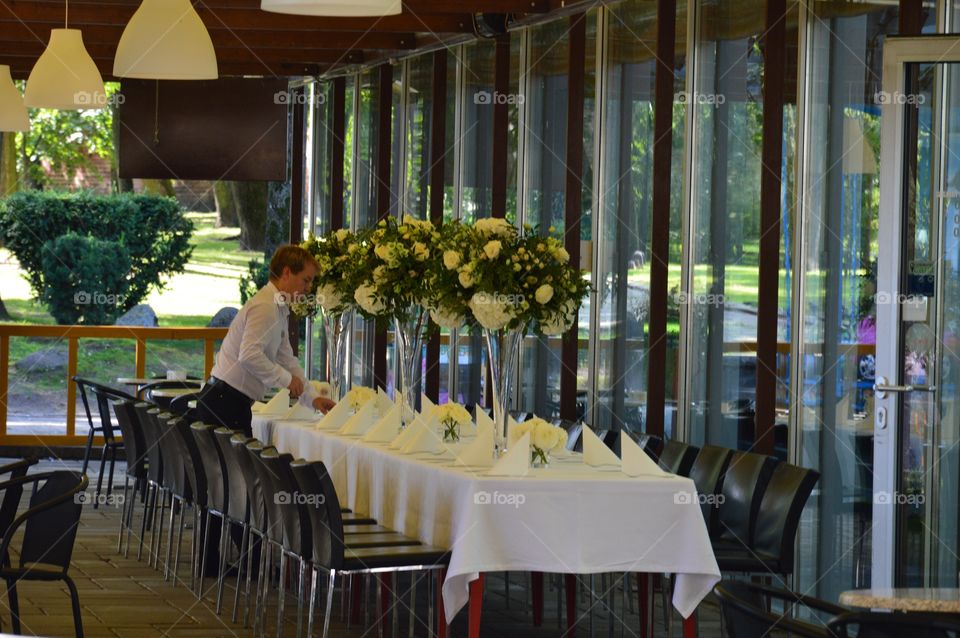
[252,415,720,621]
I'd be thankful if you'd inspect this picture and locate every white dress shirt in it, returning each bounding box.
[212,281,312,402]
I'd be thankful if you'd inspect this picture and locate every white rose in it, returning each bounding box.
[443,250,461,270]
[413,242,429,261]
[555,247,570,262]
[483,240,502,260]
[474,217,515,238]
[354,283,386,315]
[334,229,350,242]
[534,284,554,304]
[469,293,515,330]
[317,283,343,312]
[430,306,465,330]
[373,265,388,284]
[374,244,393,263]
[510,421,533,445]
[458,270,474,288]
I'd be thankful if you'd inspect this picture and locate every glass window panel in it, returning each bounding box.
[352,70,378,388]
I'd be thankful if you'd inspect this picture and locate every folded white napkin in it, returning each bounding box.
[283,402,317,421]
[620,432,670,477]
[251,401,268,414]
[455,425,495,468]
[339,400,378,435]
[389,406,435,449]
[401,419,442,454]
[476,406,494,432]
[362,404,402,442]
[376,388,394,413]
[487,432,530,477]
[316,398,351,429]
[582,426,621,467]
[260,389,290,416]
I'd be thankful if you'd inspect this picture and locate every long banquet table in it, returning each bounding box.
[252,414,720,630]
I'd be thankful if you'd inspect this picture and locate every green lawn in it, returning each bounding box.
[2,213,260,410]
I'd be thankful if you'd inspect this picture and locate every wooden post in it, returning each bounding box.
[135,338,147,379]
[204,338,215,380]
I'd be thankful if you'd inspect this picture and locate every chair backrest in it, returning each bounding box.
[688,445,734,533]
[190,423,228,514]
[713,580,835,638]
[155,414,187,499]
[752,463,820,572]
[229,434,262,530]
[827,611,960,638]
[142,380,203,409]
[169,392,202,420]
[246,441,283,543]
[566,422,583,452]
[169,417,206,508]
[133,403,164,484]
[0,456,38,542]
[290,459,345,571]
[112,400,148,478]
[659,440,699,476]
[214,427,248,523]
[260,449,310,557]
[14,471,89,572]
[717,451,778,545]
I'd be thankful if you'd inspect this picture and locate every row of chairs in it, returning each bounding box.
[107,391,452,638]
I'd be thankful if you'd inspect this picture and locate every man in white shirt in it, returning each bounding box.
[197,244,335,436]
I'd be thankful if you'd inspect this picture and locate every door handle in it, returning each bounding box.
[874,376,936,399]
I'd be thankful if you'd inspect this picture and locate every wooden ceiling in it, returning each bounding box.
[0,0,564,79]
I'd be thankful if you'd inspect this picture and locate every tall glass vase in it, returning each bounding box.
[321,308,353,402]
[484,325,525,457]
[394,306,429,428]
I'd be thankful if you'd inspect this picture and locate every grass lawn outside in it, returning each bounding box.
[1,212,260,424]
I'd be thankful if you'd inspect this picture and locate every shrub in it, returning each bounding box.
[239,258,269,304]
[0,191,193,323]
[40,233,132,325]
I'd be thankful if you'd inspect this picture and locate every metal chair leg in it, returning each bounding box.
[164,496,177,581]
[117,475,129,553]
[233,522,249,623]
[138,483,152,561]
[216,517,230,613]
[198,510,213,601]
[322,570,336,638]
[172,499,186,587]
[296,557,306,638]
[307,566,318,638]
[277,551,288,638]
[244,532,258,628]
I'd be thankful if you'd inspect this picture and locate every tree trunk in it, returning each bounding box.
[233,182,268,251]
[141,179,176,197]
[213,181,239,227]
[0,132,17,196]
[264,180,291,259]
[0,296,10,321]
[117,178,134,193]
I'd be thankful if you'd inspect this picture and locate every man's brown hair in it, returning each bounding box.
[268,245,317,280]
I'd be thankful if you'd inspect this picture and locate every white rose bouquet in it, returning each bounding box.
[297,229,362,317]
[343,386,377,411]
[509,417,567,466]
[434,402,472,442]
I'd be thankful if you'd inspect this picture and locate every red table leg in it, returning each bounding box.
[638,573,650,638]
[531,572,544,626]
[564,574,577,637]
[683,608,697,638]
[468,573,485,638]
[436,569,447,638]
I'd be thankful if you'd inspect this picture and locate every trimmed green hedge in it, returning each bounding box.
[0,191,194,324]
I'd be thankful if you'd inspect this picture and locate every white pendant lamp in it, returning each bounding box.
[114,0,218,80]
[25,0,105,111]
[260,0,402,17]
[0,66,28,132]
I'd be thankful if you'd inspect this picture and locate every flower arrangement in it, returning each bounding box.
[309,380,333,399]
[509,417,567,466]
[434,220,591,335]
[434,402,472,442]
[296,229,363,318]
[343,386,377,411]
[352,215,440,325]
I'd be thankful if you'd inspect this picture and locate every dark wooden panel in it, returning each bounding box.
[118,77,288,181]
[560,12,585,424]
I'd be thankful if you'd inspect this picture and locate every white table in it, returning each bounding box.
[252,414,720,630]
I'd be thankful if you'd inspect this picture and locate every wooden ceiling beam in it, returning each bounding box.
[0,22,417,49]
[27,0,550,14]
[0,42,365,65]
[5,58,330,80]
[8,1,474,33]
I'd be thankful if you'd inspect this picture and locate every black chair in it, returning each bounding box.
[191,422,230,602]
[688,445,734,533]
[658,440,699,476]
[213,427,252,616]
[713,451,778,552]
[154,414,192,584]
[0,456,40,563]
[133,403,166,564]
[74,377,135,508]
[290,459,451,638]
[0,471,89,638]
[112,400,149,556]
[551,419,583,452]
[229,434,261,627]
[141,380,203,410]
[634,433,663,461]
[827,611,960,638]
[713,580,842,638]
[168,416,208,591]
[169,391,202,421]
[714,462,820,577]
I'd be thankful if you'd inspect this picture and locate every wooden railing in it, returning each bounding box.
[0,324,227,446]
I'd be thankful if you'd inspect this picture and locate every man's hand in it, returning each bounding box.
[287,376,305,399]
[312,397,337,414]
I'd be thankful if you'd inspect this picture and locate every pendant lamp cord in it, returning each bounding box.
[154,81,160,145]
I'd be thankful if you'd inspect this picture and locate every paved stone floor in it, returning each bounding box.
[2,458,723,637]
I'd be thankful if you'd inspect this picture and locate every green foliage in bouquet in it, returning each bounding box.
[298,228,364,318]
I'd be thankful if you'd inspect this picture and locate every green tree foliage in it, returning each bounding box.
[40,233,132,324]
[0,191,194,324]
